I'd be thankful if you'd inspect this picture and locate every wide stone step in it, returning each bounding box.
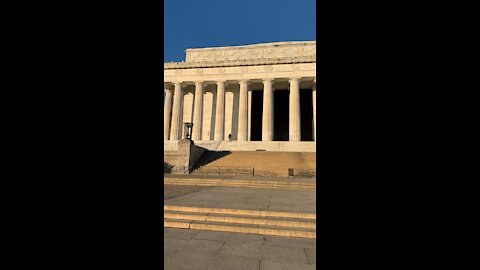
[164,210,316,229]
[165,177,315,185]
[164,180,315,187]
[164,218,316,239]
[164,183,314,191]
[164,205,316,220]
[164,182,314,191]
[164,178,316,190]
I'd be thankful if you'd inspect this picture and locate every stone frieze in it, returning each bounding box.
[184,41,316,63]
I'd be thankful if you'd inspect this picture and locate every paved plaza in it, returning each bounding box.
[164,228,316,270]
[164,184,212,200]
[165,185,316,213]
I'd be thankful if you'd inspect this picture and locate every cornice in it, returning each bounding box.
[164,56,316,70]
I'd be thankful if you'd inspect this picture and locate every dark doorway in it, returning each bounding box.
[274,90,289,141]
[250,91,263,141]
[300,89,314,141]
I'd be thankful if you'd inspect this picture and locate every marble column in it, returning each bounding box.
[237,80,249,141]
[192,81,204,141]
[164,88,172,140]
[248,91,252,141]
[170,82,183,140]
[262,79,274,141]
[214,81,226,140]
[312,78,316,141]
[289,78,301,142]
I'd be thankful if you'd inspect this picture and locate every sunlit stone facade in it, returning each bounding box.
[164,41,316,152]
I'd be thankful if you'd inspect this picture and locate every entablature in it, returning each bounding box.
[164,56,315,70]
[164,62,316,83]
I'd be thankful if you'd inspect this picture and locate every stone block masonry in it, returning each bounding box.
[164,139,206,174]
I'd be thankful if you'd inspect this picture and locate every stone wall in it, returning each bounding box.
[164,151,180,165]
[166,140,316,152]
[163,140,206,174]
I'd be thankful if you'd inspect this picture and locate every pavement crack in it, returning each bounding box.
[304,248,310,264]
[215,241,226,255]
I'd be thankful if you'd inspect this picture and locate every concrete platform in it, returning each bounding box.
[164,228,316,270]
[164,186,316,214]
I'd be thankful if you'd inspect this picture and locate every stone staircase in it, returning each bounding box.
[164,205,316,239]
[164,175,316,190]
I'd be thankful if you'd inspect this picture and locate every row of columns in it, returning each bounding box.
[164,78,316,142]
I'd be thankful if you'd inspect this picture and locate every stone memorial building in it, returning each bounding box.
[164,41,316,152]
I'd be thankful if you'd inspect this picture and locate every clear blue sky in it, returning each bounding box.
[164,0,316,62]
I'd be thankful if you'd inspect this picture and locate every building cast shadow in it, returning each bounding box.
[190,151,231,171]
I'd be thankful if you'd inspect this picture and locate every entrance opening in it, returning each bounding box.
[250,91,263,141]
[274,90,289,141]
[300,89,314,141]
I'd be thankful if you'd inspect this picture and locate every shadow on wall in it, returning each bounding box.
[191,151,231,170]
[164,162,172,173]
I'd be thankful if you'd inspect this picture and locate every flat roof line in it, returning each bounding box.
[185,41,316,52]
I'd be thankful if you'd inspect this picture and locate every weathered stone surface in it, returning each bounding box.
[184,41,316,63]
[164,139,206,174]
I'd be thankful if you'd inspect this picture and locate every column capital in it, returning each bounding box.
[289,77,300,83]
[195,81,205,87]
[216,80,226,85]
[262,78,273,84]
[238,80,250,86]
